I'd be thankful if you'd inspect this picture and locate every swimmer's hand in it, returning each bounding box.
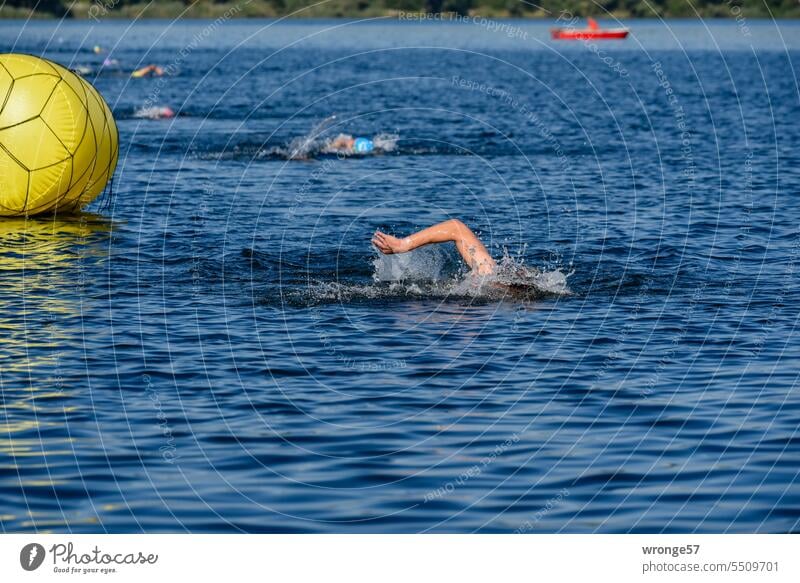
[372,231,410,254]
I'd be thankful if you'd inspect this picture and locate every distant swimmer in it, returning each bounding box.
[327,133,374,154]
[282,126,395,160]
[372,219,496,275]
[71,65,94,76]
[131,64,164,78]
[133,106,175,120]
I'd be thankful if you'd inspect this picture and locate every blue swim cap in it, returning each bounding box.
[353,137,374,153]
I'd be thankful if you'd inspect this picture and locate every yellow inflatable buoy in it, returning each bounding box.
[0,53,118,217]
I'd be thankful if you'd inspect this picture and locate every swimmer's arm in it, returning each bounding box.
[372,219,496,274]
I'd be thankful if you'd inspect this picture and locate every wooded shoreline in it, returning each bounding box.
[2,1,798,20]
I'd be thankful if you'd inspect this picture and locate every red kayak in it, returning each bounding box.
[551,18,629,40]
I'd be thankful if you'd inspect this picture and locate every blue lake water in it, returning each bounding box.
[1,18,799,533]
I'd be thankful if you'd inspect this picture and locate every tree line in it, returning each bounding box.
[3,0,798,19]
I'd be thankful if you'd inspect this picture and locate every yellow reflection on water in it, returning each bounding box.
[0,437,74,456]
[0,214,114,530]
[0,213,112,375]
[0,214,112,272]
[0,421,42,434]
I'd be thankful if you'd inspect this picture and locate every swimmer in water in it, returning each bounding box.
[134,106,175,120]
[372,219,496,275]
[327,133,374,154]
[131,64,164,78]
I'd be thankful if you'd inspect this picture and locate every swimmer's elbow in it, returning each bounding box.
[445,218,469,235]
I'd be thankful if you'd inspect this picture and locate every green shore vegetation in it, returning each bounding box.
[2,0,798,20]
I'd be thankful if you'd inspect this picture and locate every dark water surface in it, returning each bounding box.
[1,19,799,533]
